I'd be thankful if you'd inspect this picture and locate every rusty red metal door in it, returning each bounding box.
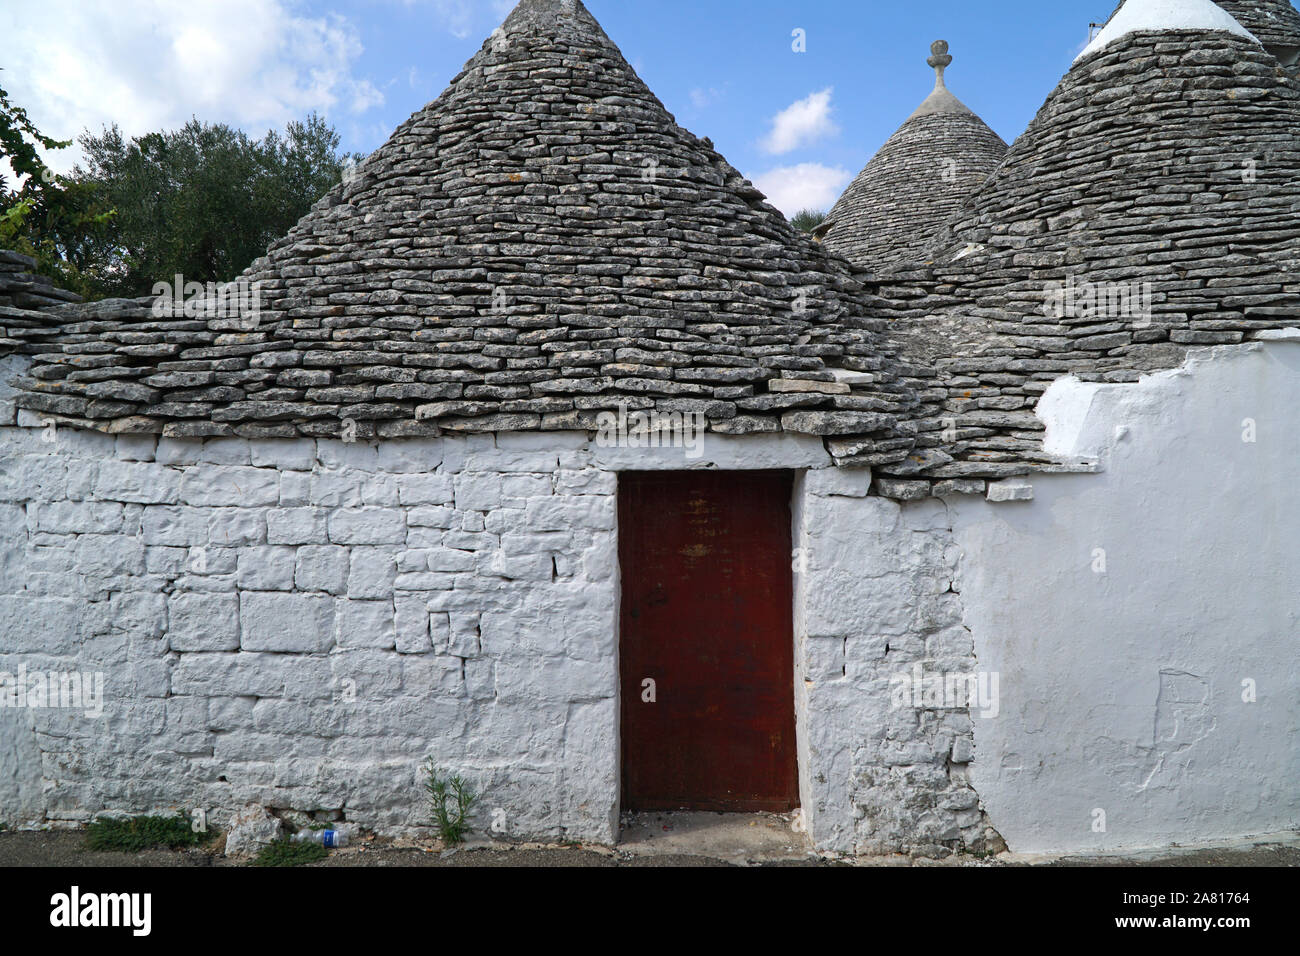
[619,470,799,812]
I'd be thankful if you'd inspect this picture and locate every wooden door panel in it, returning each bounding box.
[619,470,798,812]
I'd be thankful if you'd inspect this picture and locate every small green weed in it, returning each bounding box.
[422,759,476,845]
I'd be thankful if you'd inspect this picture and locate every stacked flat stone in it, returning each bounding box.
[1215,0,1300,64]
[867,25,1300,495]
[0,250,81,311]
[11,0,923,459]
[819,42,1008,271]
[0,250,80,356]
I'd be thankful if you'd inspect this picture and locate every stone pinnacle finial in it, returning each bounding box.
[927,40,953,89]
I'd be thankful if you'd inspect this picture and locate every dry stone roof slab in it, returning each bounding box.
[11,2,1298,498]
[0,250,81,356]
[819,42,1008,271]
[10,0,923,456]
[1214,0,1300,58]
[0,250,80,311]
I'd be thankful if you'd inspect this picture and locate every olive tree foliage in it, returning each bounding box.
[75,113,361,298]
[790,209,827,234]
[1,71,359,300]
[0,72,114,294]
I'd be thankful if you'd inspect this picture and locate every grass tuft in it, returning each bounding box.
[86,814,205,852]
[249,839,328,867]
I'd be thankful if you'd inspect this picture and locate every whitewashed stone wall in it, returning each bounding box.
[951,340,1300,853]
[6,342,1293,855]
[0,373,622,841]
[794,469,994,856]
[1,385,976,852]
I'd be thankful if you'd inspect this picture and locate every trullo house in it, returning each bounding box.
[0,0,1296,857]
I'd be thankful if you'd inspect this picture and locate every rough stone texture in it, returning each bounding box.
[4,0,921,457]
[0,385,995,853]
[0,250,81,313]
[793,473,995,855]
[0,250,79,359]
[1215,0,1300,62]
[0,408,625,842]
[4,7,1300,507]
[819,43,1008,270]
[223,804,284,858]
[0,0,1297,862]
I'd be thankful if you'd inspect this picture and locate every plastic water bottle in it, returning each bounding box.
[291,829,348,848]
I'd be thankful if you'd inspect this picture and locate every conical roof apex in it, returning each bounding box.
[820,41,1007,270]
[1078,0,1259,62]
[11,0,923,450]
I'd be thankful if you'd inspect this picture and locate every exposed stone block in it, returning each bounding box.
[337,601,396,650]
[328,508,406,545]
[806,467,873,499]
[394,474,453,506]
[240,592,334,652]
[266,508,328,545]
[141,506,209,546]
[932,479,986,497]
[524,496,614,531]
[180,466,279,507]
[236,547,297,591]
[348,547,397,599]
[986,480,1034,503]
[295,546,350,595]
[168,591,241,651]
[250,438,317,471]
[92,461,180,504]
[394,595,431,654]
[876,478,932,500]
[0,595,87,654]
[453,472,503,512]
[209,508,266,547]
[33,500,124,535]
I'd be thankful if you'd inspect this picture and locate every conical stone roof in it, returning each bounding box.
[14,0,921,454]
[870,8,1300,485]
[818,42,1008,271]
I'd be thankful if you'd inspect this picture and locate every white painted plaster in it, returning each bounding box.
[794,475,988,854]
[952,342,1300,852]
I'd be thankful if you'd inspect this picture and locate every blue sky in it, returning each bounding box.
[3,0,1113,212]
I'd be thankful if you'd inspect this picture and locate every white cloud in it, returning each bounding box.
[761,87,839,155]
[0,0,384,177]
[749,163,852,216]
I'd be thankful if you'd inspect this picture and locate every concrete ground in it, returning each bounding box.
[1,813,1296,867]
